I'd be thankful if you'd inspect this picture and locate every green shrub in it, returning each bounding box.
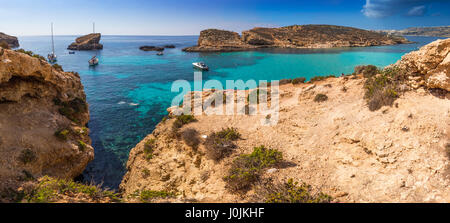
[181,128,201,148]
[137,190,175,203]
[264,179,332,203]
[309,75,335,83]
[14,49,46,61]
[205,134,236,161]
[24,176,121,203]
[56,98,87,123]
[78,140,87,152]
[292,77,306,85]
[314,93,328,102]
[143,138,156,160]
[18,149,37,164]
[52,63,64,72]
[354,65,380,78]
[224,146,283,192]
[247,89,267,104]
[216,128,241,141]
[54,129,70,140]
[364,67,405,111]
[445,143,450,159]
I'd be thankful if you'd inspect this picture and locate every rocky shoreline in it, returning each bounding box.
[183,25,412,52]
[0,32,19,48]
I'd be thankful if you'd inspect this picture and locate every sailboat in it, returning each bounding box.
[88,22,99,66]
[47,23,57,63]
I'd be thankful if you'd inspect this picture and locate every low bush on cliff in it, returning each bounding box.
[309,75,335,83]
[52,63,64,72]
[261,179,332,203]
[292,77,306,85]
[24,176,121,203]
[364,67,405,111]
[54,129,70,140]
[314,93,328,102]
[78,140,87,152]
[55,98,88,123]
[181,128,201,149]
[354,65,380,78]
[224,146,283,192]
[204,128,240,161]
[14,49,46,61]
[143,138,156,160]
[18,149,37,164]
[131,190,176,203]
[171,114,197,136]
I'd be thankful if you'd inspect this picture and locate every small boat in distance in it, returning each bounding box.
[47,23,57,63]
[193,62,209,71]
[89,55,99,66]
[157,51,164,56]
[69,51,75,54]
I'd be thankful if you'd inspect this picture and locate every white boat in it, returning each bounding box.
[89,56,99,66]
[157,51,164,56]
[193,62,209,71]
[48,23,57,63]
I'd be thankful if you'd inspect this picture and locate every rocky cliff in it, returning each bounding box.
[122,38,449,203]
[183,25,412,52]
[0,33,19,48]
[68,33,103,50]
[0,48,93,199]
[379,26,450,38]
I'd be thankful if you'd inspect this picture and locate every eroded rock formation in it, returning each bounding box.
[0,32,19,48]
[183,25,412,52]
[0,48,93,194]
[68,33,103,50]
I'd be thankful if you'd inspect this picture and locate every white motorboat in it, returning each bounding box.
[192,62,209,71]
[89,56,99,66]
[157,51,164,56]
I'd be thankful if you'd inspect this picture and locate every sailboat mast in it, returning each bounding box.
[51,23,55,54]
[93,22,95,33]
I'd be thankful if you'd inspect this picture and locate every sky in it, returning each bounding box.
[1,0,449,36]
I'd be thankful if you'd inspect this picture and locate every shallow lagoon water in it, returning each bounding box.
[18,35,440,188]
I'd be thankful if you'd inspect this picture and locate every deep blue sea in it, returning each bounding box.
[17,35,441,189]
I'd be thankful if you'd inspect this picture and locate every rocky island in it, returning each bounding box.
[0,32,19,48]
[183,25,412,52]
[379,26,450,38]
[68,33,103,50]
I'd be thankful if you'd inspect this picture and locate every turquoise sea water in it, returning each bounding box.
[17,35,440,189]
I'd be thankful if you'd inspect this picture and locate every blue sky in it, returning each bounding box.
[1,0,449,36]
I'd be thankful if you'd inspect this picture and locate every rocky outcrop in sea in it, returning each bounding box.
[68,33,103,50]
[0,32,19,48]
[183,25,412,52]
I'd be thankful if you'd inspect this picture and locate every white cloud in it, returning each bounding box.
[361,0,434,18]
[407,5,427,16]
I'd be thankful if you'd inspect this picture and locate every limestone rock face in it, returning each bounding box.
[395,38,450,91]
[0,32,19,48]
[0,48,93,191]
[68,33,103,50]
[183,25,412,52]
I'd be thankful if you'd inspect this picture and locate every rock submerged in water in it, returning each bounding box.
[183,25,413,52]
[139,46,164,51]
[0,32,19,48]
[68,33,103,50]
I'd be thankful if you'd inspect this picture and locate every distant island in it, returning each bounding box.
[0,32,19,48]
[378,26,450,38]
[68,33,103,50]
[183,25,412,52]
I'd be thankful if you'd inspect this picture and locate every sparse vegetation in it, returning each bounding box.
[135,190,176,203]
[354,65,380,78]
[55,98,88,123]
[54,129,70,140]
[224,146,283,192]
[364,66,405,111]
[204,128,241,161]
[171,114,197,136]
[18,149,37,164]
[181,128,201,148]
[143,138,156,160]
[52,63,64,72]
[314,93,328,102]
[292,77,306,85]
[24,176,121,203]
[216,127,241,141]
[78,140,87,152]
[14,49,46,61]
[309,75,335,83]
[263,179,332,203]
